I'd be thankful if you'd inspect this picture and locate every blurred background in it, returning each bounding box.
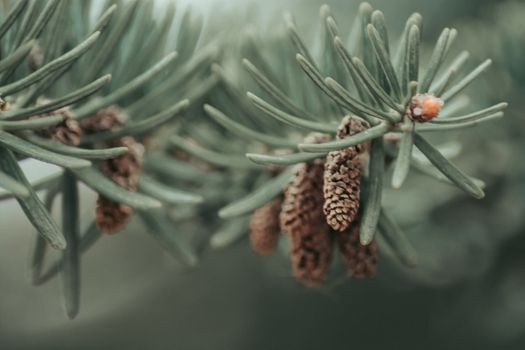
[1,0,525,349]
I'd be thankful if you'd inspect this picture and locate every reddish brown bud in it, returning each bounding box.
[95,196,133,234]
[100,137,144,191]
[34,107,83,146]
[97,137,144,234]
[408,93,444,123]
[79,105,126,134]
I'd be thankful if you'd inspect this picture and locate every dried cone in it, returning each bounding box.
[79,105,126,134]
[280,134,330,235]
[280,133,333,286]
[100,137,144,191]
[249,197,282,256]
[35,107,83,146]
[289,219,333,286]
[97,137,144,234]
[337,219,378,278]
[96,196,133,234]
[323,116,369,232]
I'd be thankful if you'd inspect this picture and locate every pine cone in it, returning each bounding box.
[249,196,282,256]
[280,133,330,234]
[100,137,144,191]
[97,137,144,234]
[34,107,83,146]
[337,220,378,278]
[279,134,333,285]
[323,116,369,232]
[290,221,333,286]
[83,105,142,235]
[96,196,133,234]
[79,105,126,134]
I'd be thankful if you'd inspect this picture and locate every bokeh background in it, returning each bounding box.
[1,0,525,349]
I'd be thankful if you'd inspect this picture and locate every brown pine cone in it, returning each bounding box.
[323,151,362,232]
[34,107,83,146]
[279,136,333,285]
[100,137,144,191]
[280,160,325,234]
[79,105,126,134]
[290,221,333,286]
[249,196,282,256]
[323,116,369,232]
[337,219,378,278]
[280,133,330,235]
[95,196,133,234]
[97,137,144,234]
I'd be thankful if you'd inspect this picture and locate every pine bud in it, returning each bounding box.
[408,93,444,123]
[34,107,83,146]
[249,196,282,256]
[98,137,144,234]
[96,196,133,234]
[79,105,126,134]
[280,133,333,286]
[100,137,144,191]
[337,220,378,278]
[323,116,369,232]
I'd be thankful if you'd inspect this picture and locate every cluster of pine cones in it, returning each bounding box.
[36,105,144,234]
[249,116,378,286]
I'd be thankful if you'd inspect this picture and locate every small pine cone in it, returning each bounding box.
[79,105,126,134]
[97,137,143,234]
[100,137,144,191]
[323,116,369,232]
[336,115,370,153]
[96,196,133,234]
[278,133,333,285]
[280,133,330,234]
[280,159,326,234]
[323,153,361,231]
[34,108,83,146]
[249,197,282,256]
[280,155,333,284]
[290,221,333,286]
[337,220,377,278]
